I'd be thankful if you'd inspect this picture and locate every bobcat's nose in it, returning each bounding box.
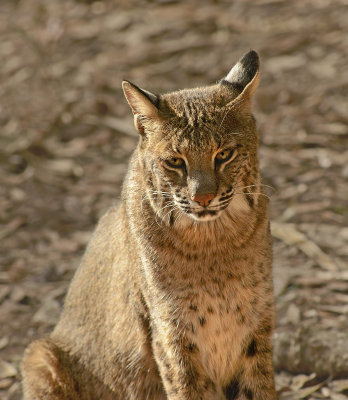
[192,193,215,207]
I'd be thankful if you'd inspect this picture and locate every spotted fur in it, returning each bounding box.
[21,50,276,400]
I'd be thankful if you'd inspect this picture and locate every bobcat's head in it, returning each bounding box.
[123,51,262,223]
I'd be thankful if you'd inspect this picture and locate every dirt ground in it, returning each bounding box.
[0,0,347,399]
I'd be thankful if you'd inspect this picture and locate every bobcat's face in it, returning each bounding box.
[123,50,261,223]
[141,101,259,222]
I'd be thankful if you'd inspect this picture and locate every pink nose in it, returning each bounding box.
[192,193,215,207]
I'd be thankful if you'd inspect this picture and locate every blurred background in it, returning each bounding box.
[0,0,347,398]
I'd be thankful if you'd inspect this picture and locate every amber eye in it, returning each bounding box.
[165,157,185,169]
[215,149,234,163]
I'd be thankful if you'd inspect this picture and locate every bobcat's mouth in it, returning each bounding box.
[177,202,230,221]
[173,192,234,221]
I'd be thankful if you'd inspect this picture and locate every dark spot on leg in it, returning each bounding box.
[238,314,246,325]
[170,386,179,395]
[255,360,270,378]
[244,388,253,399]
[224,378,240,400]
[189,304,198,311]
[185,364,198,386]
[199,316,206,327]
[207,306,214,314]
[218,303,225,317]
[165,373,173,384]
[190,323,196,334]
[251,296,258,305]
[188,342,198,352]
[246,338,257,357]
[204,378,215,391]
[125,290,130,303]
[262,323,272,334]
[212,276,219,284]
[251,276,259,288]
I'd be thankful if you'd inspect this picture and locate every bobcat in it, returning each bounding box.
[21,50,276,400]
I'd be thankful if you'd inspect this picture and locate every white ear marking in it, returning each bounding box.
[223,50,260,92]
[225,62,245,84]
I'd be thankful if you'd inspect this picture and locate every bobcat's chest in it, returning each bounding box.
[183,280,259,385]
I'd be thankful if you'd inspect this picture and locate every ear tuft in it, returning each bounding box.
[223,50,260,96]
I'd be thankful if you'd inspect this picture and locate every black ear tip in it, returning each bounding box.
[247,49,259,58]
[238,50,260,80]
[241,50,260,67]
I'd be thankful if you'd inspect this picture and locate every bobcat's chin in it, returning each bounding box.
[189,210,222,222]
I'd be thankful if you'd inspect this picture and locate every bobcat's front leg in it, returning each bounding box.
[224,330,276,400]
[151,324,218,400]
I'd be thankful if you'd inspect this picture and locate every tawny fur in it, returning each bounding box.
[22,50,276,400]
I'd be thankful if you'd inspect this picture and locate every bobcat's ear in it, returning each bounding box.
[122,80,161,135]
[221,50,260,105]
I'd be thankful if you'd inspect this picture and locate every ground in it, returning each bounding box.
[0,0,347,399]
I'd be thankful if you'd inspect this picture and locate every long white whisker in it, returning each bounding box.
[234,184,275,191]
[163,206,178,222]
[234,192,271,201]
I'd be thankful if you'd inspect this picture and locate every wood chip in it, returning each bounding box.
[331,379,348,393]
[0,360,16,379]
[272,222,338,271]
